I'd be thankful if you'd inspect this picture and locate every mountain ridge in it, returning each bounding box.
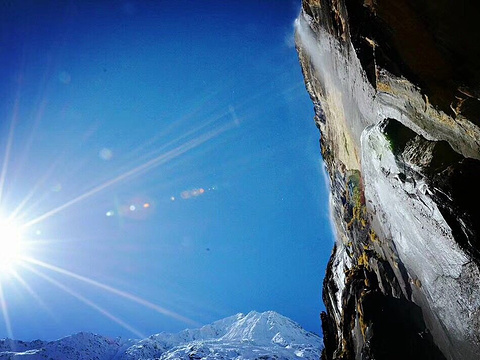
[0,311,323,360]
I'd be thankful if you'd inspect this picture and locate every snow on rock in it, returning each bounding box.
[361,123,480,352]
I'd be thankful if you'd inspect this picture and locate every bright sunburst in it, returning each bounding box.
[0,217,24,275]
[0,87,227,338]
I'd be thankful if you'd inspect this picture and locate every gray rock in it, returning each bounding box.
[295,0,480,359]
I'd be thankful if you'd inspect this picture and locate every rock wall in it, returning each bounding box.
[295,1,480,359]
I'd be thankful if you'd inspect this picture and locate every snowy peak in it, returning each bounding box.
[220,311,314,346]
[0,311,323,360]
[124,311,322,359]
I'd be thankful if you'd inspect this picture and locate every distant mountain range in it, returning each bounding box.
[0,311,323,359]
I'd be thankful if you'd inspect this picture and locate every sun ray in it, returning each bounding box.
[20,263,145,339]
[13,63,272,228]
[127,89,224,160]
[22,257,201,327]
[8,154,67,221]
[7,94,47,190]
[9,270,55,319]
[94,106,233,197]
[0,282,14,339]
[15,78,259,226]
[23,122,234,229]
[0,87,21,208]
[12,130,102,224]
[135,108,233,166]
[96,109,231,194]
[9,118,101,223]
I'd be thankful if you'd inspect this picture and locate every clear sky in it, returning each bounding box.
[0,0,333,341]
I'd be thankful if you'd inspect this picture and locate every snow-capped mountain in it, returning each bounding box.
[0,311,323,359]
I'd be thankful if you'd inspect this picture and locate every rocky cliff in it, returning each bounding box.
[295,1,480,359]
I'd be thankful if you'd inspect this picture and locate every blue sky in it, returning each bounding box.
[0,0,333,340]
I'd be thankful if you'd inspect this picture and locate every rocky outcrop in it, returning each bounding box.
[295,1,480,359]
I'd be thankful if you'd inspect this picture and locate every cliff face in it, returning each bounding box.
[295,1,480,359]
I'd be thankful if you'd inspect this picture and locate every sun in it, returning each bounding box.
[0,217,24,275]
